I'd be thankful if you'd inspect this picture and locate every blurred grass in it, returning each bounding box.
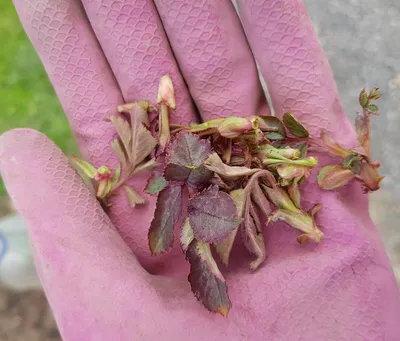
[0,2,77,195]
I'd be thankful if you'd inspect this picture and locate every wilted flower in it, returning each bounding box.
[217,116,255,138]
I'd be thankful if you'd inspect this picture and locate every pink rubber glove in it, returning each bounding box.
[1,0,400,340]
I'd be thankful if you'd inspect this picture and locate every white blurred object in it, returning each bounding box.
[0,214,42,291]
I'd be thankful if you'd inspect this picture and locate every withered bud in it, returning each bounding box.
[277,164,311,180]
[157,75,176,109]
[357,159,384,192]
[96,178,112,199]
[217,117,254,138]
[94,166,113,181]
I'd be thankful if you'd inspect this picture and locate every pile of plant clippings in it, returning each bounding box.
[71,76,383,317]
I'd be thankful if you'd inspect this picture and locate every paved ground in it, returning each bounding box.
[304,0,400,281]
[0,1,399,340]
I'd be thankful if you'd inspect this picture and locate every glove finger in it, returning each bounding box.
[12,0,190,274]
[80,0,198,125]
[236,0,357,145]
[12,0,124,165]
[154,0,269,120]
[0,129,159,340]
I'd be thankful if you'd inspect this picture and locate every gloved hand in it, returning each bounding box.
[1,0,399,340]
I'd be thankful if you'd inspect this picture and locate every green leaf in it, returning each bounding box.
[366,104,379,115]
[258,116,286,140]
[123,185,145,208]
[188,186,241,244]
[186,239,231,317]
[283,112,309,137]
[145,175,167,195]
[148,184,182,254]
[317,165,355,190]
[70,155,96,178]
[265,132,285,140]
[359,88,368,107]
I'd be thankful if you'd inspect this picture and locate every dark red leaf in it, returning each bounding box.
[186,239,231,317]
[164,132,213,187]
[164,164,212,188]
[214,189,245,265]
[148,184,182,254]
[188,186,241,243]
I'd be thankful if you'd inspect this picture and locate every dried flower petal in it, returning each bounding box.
[319,130,352,158]
[124,185,145,208]
[204,153,259,179]
[129,104,157,166]
[268,209,323,243]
